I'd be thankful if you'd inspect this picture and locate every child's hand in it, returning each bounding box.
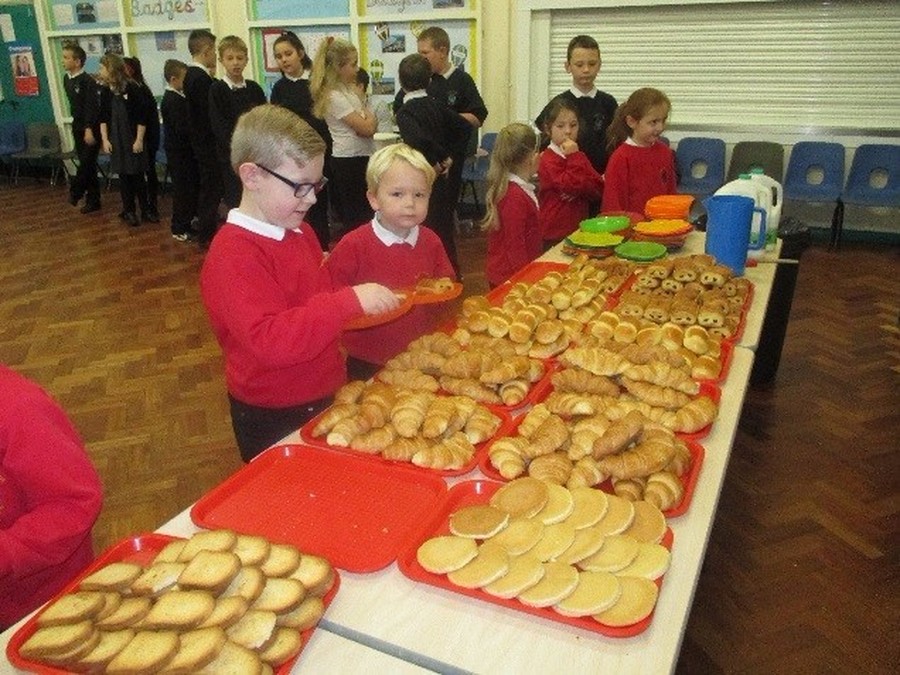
[84,128,96,146]
[102,139,112,154]
[353,283,402,315]
[560,139,579,155]
[132,139,144,154]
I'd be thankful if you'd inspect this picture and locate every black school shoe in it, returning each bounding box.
[120,211,140,227]
[80,201,101,214]
[142,211,160,223]
[68,193,81,206]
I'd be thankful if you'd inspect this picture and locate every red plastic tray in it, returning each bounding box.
[5,533,339,674]
[300,404,516,477]
[397,480,673,638]
[191,444,447,573]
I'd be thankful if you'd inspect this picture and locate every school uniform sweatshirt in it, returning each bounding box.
[601,140,678,215]
[537,145,604,241]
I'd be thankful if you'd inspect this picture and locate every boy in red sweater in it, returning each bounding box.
[0,364,102,630]
[200,105,399,462]
[327,143,455,380]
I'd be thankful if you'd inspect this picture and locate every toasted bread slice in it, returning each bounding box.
[226,609,277,650]
[96,596,152,630]
[233,535,271,567]
[221,566,265,603]
[105,630,179,675]
[197,640,264,675]
[178,550,242,594]
[159,626,228,674]
[74,628,135,671]
[177,530,238,562]
[275,596,324,630]
[199,595,250,629]
[41,628,101,667]
[143,590,216,630]
[289,555,334,597]
[259,544,301,578]
[258,627,303,667]
[153,539,188,564]
[250,577,306,614]
[131,562,186,596]
[19,621,95,660]
[79,562,143,592]
[37,591,106,627]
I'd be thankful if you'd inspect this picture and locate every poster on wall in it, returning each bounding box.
[252,0,347,21]
[9,43,39,97]
[49,1,120,30]
[130,0,208,27]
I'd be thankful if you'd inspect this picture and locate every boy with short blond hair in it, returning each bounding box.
[326,143,455,379]
[200,104,399,462]
[209,35,267,208]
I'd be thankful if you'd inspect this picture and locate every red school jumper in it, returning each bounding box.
[200,218,363,408]
[326,222,455,365]
[486,179,542,287]
[538,146,604,242]
[601,140,677,215]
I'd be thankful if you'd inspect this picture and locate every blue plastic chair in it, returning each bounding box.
[838,144,900,247]
[675,136,726,198]
[0,120,26,183]
[459,132,497,212]
[783,141,846,247]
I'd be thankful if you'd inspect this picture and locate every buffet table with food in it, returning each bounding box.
[3,224,787,674]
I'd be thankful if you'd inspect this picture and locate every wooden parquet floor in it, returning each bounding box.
[1,181,897,671]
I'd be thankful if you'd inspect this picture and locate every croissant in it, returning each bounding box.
[438,375,502,405]
[621,379,692,410]
[391,392,433,438]
[526,413,570,458]
[510,406,545,443]
[334,381,366,405]
[499,379,529,407]
[326,416,371,447]
[644,471,685,511]
[410,331,462,357]
[543,391,601,417]
[672,396,718,433]
[488,437,528,479]
[311,403,358,437]
[359,384,399,427]
[551,368,620,397]
[592,409,644,458]
[611,476,646,501]
[464,406,501,445]
[382,435,430,462]
[666,439,692,475]
[441,350,497,379]
[376,368,439,392]
[479,355,534,385]
[422,396,459,439]
[621,362,700,395]
[597,433,676,479]
[691,354,721,380]
[414,432,475,470]
[528,452,573,486]
[384,350,446,375]
[566,456,607,489]
[349,424,397,453]
[560,347,628,377]
[468,335,519,359]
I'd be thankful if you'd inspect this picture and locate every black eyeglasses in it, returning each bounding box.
[255,164,328,198]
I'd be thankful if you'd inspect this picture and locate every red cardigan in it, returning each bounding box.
[200,222,363,408]
[486,181,542,287]
[0,365,102,628]
[601,141,677,215]
[326,223,455,364]
[538,148,604,241]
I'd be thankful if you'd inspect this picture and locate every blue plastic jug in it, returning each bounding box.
[703,195,767,275]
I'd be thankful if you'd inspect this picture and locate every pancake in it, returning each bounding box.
[620,500,667,544]
[528,521,577,562]
[592,576,659,627]
[483,552,545,600]
[553,571,622,617]
[593,494,635,535]
[566,487,609,530]
[449,505,510,539]
[416,536,479,574]
[489,477,549,519]
[485,518,544,556]
[447,543,510,589]
[578,534,641,573]
[534,483,575,524]
[616,542,671,580]
[517,561,579,608]
[553,526,606,566]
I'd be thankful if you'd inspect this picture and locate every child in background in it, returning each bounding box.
[327,143,455,380]
[61,42,102,214]
[538,97,604,248]
[184,29,222,246]
[160,59,199,242]
[310,37,376,237]
[481,123,542,288]
[123,57,160,222]
[209,35,267,209]
[534,35,618,181]
[0,363,103,630]
[270,31,333,249]
[394,53,471,276]
[602,87,676,215]
[98,52,153,227]
[200,104,398,462]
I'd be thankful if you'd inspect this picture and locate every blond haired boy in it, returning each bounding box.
[200,104,399,462]
[326,142,455,379]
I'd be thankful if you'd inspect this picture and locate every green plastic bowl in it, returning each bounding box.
[579,216,631,233]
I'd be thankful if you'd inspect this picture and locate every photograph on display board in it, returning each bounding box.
[9,44,39,97]
[49,1,120,30]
